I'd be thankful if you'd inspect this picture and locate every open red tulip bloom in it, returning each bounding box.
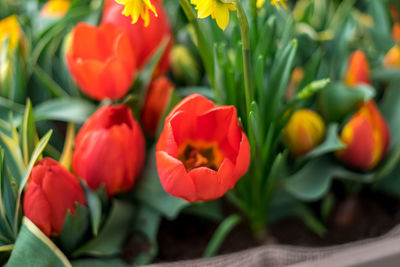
[66,22,135,101]
[72,105,145,196]
[102,0,173,74]
[156,94,250,202]
[23,158,86,236]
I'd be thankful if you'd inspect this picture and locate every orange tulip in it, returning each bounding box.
[156,94,250,202]
[383,45,400,69]
[23,158,86,236]
[336,101,390,171]
[141,76,174,135]
[66,23,136,101]
[102,0,173,74]
[72,105,145,196]
[343,50,371,87]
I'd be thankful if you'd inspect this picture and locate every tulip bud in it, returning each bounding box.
[41,0,71,18]
[156,94,250,202]
[0,15,27,102]
[343,50,371,87]
[72,105,145,196]
[66,23,136,101]
[284,109,326,156]
[383,45,400,69]
[336,101,390,171]
[393,23,400,43]
[0,15,21,54]
[171,45,200,85]
[102,0,173,74]
[23,158,86,236]
[141,76,174,136]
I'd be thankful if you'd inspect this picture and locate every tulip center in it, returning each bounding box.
[178,141,223,172]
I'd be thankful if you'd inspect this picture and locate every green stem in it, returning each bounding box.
[179,0,215,87]
[250,0,258,34]
[236,1,253,121]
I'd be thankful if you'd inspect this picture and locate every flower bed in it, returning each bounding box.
[0,0,400,266]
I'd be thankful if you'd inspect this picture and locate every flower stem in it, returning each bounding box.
[179,0,215,87]
[236,0,253,119]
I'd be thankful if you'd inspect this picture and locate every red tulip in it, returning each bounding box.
[102,0,173,74]
[343,50,371,87]
[23,158,86,236]
[72,105,145,196]
[66,22,136,101]
[156,94,250,202]
[141,76,174,135]
[336,101,390,171]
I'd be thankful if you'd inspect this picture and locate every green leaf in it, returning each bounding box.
[73,200,134,257]
[134,38,169,112]
[83,186,102,236]
[1,160,17,239]
[319,82,374,122]
[203,214,241,258]
[133,146,188,220]
[14,130,52,232]
[285,157,338,201]
[304,123,345,159]
[34,99,96,124]
[6,217,71,267]
[59,204,89,254]
[0,149,16,241]
[0,126,24,183]
[367,0,393,51]
[381,79,400,149]
[263,39,298,122]
[285,156,374,201]
[294,205,326,237]
[33,65,69,98]
[21,100,39,167]
[131,204,161,265]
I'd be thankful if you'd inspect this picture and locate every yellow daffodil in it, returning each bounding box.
[41,0,71,18]
[115,0,157,27]
[191,0,236,31]
[0,15,20,54]
[257,0,287,9]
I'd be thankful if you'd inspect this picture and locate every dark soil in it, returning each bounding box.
[154,191,400,263]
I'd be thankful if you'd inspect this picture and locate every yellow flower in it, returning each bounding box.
[0,15,20,54]
[191,0,236,31]
[115,0,158,27]
[257,0,287,9]
[41,0,71,18]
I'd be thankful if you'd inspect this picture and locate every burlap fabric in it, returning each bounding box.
[147,224,400,267]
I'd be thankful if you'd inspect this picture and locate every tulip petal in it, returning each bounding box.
[156,151,196,202]
[166,94,214,121]
[23,183,52,236]
[233,133,251,182]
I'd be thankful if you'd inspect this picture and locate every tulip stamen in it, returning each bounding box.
[178,141,223,171]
